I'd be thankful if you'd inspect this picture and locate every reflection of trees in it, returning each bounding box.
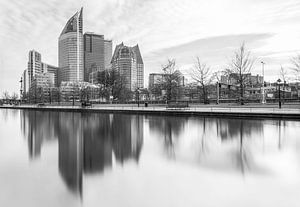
[217,118,264,141]
[219,119,262,175]
[237,121,247,175]
[20,111,144,196]
[148,116,187,158]
[216,118,265,174]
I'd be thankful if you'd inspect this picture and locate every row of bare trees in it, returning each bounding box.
[1,91,18,101]
[149,43,255,104]
[189,42,255,104]
[154,42,300,105]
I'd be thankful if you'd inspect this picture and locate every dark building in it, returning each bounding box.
[83,33,112,82]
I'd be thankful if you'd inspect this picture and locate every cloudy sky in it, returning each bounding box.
[1,0,300,94]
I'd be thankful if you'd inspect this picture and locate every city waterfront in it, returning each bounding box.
[1,109,300,207]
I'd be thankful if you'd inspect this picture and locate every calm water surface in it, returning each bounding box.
[0,109,300,207]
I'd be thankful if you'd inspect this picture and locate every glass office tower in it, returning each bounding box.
[58,8,83,85]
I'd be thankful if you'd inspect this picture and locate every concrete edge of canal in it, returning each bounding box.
[1,105,300,120]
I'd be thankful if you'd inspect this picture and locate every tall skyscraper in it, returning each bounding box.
[132,45,144,89]
[104,40,112,69]
[83,33,112,82]
[58,8,83,85]
[27,50,42,87]
[111,43,144,91]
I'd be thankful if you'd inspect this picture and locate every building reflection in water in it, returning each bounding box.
[20,110,59,159]
[20,110,291,197]
[58,113,83,196]
[20,111,144,196]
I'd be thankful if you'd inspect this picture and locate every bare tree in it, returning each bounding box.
[11,93,18,100]
[290,54,300,82]
[211,70,224,83]
[279,65,289,82]
[2,91,10,100]
[229,43,255,104]
[189,57,213,104]
[97,69,132,102]
[279,65,290,102]
[160,59,183,102]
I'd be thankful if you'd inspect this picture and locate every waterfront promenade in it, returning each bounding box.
[1,103,300,119]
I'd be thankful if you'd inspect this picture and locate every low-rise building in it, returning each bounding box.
[59,81,102,102]
[28,73,56,103]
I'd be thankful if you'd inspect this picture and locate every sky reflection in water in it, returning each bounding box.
[0,109,300,207]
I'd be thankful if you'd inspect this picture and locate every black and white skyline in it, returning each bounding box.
[1,0,300,93]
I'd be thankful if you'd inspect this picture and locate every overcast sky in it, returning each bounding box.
[1,0,300,94]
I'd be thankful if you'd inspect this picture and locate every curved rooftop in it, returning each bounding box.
[60,8,83,36]
[111,43,143,64]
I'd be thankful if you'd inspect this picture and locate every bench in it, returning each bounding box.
[81,101,92,108]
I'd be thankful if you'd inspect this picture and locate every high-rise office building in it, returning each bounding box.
[132,45,144,89]
[58,8,83,85]
[27,50,42,87]
[83,33,112,82]
[84,33,104,82]
[111,43,144,91]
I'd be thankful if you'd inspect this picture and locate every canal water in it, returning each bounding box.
[0,109,300,207]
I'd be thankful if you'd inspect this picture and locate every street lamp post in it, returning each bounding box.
[216,82,219,105]
[277,79,282,109]
[137,87,140,107]
[19,77,23,103]
[261,61,266,104]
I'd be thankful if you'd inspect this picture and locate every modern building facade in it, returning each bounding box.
[27,50,59,90]
[104,40,112,69]
[58,8,84,85]
[29,73,55,90]
[132,45,144,89]
[111,43,144,91]
[42,63,59,87]
[28,72,56,103]
[27,50,42,87]
[83,33,112,82]
[21,69,29,96]
[149,73,164,89]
